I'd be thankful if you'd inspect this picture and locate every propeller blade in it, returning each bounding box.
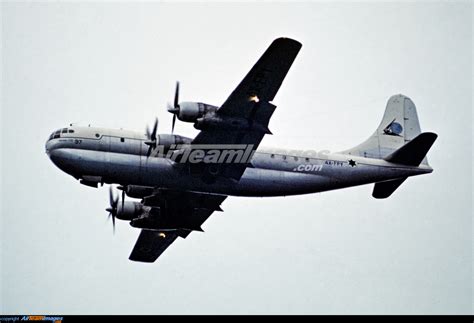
[167,102,176,113]
[174,81,180,108]
[151,118,158,139]
[112,213,116,234]
[109,186,114,207]
[121,189,125,211]
[172,114,176,134]
[106,186,118,234]
[145,126,151,139]
[145,118,158,158]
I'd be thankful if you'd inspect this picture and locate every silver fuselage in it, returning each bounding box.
[45,126,432,197]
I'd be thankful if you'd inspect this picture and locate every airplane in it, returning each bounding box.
[45,38,437,263]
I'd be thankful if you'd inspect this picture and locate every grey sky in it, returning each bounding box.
[1,1,472,314]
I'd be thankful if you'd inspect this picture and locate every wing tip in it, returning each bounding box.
[273,37,302,50]
[128,256,156,263]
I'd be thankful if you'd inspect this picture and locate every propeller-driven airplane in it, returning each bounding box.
[46,38,437,263]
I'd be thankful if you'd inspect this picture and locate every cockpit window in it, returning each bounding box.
[48,129,66,141]
[48,128,76,141]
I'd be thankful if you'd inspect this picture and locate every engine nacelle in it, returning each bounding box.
[157,134,192,149]
[123,185,154,198]
[116,201,143,220]
[192,101,275,133]
[150,134,192,158]
[178,102,218,122]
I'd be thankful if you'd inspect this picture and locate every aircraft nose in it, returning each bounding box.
[45,134,62,166]
[45,139,58,158]
[45,140,51,156]
[45,131,55,156]
[46,142,81,180]
[48,147,61,166]
[47,147,73,175]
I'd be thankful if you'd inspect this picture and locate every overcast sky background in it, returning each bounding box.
[1,1,472,315]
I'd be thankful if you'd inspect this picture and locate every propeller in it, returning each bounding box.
[105,186,118,233]
[117,185,126,210]
[144,118,158,157]
[167,81,180,134]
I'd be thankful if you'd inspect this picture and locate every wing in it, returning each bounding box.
[219,37,302,116]
[129,230,179,263]
[129,190,227,263]
[191,38,301,179]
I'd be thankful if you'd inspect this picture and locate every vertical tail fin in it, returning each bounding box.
[342,94,430,164]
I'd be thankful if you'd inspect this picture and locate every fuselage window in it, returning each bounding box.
[282,155,287,160]
[305,157,310,162]
[68,129,75,133]
[120,138,125,142]
[294,156,298,161]
[270,154,275,158]
[61,128,68,133]
[95,133,100,138]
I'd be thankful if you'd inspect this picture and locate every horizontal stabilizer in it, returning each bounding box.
[384,132,437,166]
[372,177,407,199]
